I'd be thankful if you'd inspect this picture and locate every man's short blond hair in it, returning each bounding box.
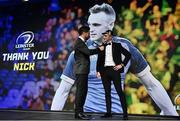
[89,3,116,23]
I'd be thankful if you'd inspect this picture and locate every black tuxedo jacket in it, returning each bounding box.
[74,38,100,74]
[96,42,131,73]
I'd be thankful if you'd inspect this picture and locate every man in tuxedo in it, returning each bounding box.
[96,30,131,119]
[74,26,103,119]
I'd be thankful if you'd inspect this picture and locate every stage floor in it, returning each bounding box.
[0,110,179,120]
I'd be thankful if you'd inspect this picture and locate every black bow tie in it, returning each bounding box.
[103,42,111,46]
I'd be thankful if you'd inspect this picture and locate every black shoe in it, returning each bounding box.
[101,113,112,118]
[123,114,128,120]
[75,113,91,120]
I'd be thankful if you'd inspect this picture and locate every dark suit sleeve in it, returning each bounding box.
[120,45,131,66]
[75,40,100,56]
[96,54,100,72]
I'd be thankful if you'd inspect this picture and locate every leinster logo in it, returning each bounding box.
[15,31,34,50]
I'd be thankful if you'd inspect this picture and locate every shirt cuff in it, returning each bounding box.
[136,65,151,77]
[60,74,75,85]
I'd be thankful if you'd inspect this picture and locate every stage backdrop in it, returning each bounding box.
[0,0,179,115]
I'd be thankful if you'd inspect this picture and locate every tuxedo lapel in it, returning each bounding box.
[104,45,106,56]
[112,42,115,55]
[79,38,87,47]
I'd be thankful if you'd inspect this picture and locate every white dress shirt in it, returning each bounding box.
[104,42,115,67]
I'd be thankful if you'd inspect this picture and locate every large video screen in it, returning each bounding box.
[0,0,179,115]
